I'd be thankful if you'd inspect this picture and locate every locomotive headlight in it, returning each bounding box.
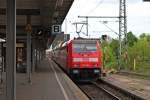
[89,58,98,62]
[73,69,79,74]
[73,58,83,62]
[94,69,100,73]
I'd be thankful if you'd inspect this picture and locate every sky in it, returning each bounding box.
[62,0,150,39]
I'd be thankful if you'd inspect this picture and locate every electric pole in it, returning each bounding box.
[119,0,127,70]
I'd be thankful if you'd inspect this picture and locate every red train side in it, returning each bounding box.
[52,38,102,81]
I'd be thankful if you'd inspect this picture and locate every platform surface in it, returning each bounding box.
[0,58,89,100]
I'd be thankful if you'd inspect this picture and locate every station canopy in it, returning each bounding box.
[0,0,74,42]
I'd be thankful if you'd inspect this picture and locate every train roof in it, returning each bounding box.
[68,38,99,44]
[74,37,100,40]
[73,39,97,44]
[53,38,100,50]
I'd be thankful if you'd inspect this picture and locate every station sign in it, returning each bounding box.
[52,25,61,34]
[16,43,24,47]
[3,43,24,47]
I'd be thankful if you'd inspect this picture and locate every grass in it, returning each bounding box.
[134,62,150,75]
[104,60,150,77]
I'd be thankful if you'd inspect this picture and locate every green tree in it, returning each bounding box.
[110,39,119,58]
[140,33,150,43]
[101,40,118,69]
[140,33,146,39]
[128,34,150,73]
[127,31,138,47]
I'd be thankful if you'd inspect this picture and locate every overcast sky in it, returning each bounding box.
[62,0,150,39]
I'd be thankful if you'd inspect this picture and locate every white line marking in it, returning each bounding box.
[49,59,69,100]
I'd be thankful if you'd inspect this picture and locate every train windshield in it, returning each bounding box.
[73,43,97,53]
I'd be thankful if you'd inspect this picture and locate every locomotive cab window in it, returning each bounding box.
[73,43,97,53]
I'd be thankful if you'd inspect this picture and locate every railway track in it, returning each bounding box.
[53,60,145,100]
[77,79,145,100]
[78,82,121,100]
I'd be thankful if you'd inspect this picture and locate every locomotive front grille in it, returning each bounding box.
[70,68,101,80]
[79,68,100,79]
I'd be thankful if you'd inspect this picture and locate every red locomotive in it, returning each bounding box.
[52,38,102,81]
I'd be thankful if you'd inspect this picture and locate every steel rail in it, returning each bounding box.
[100,79,145,100]
[92,82,121,100]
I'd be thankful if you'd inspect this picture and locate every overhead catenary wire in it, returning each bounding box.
[100,21,119,35]
[86,0,104,15]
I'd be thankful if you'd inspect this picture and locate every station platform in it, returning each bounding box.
[103,73,150,100]
[0,59,89,100]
